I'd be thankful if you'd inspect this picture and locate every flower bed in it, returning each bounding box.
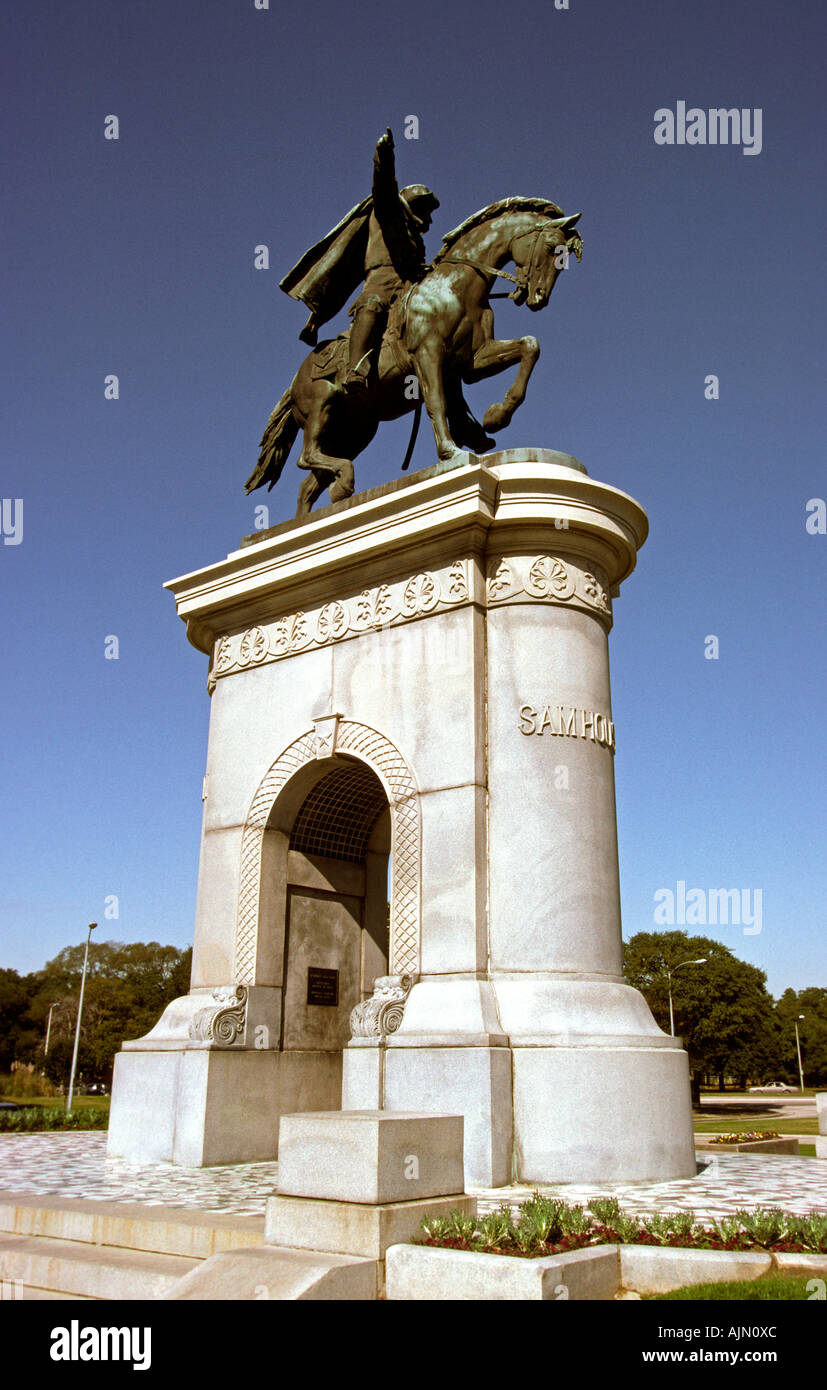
[708,1131,780,1144]
[417,1194,827,1259]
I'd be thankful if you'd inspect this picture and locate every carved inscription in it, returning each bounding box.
[519,704,615,750]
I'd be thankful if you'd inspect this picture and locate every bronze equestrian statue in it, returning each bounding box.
[246,131,582,516]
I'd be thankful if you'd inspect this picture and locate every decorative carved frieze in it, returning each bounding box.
[188,986,248,1047]
[211,558,473,686]
[487,554,613,623]
[350,975,414,1038]
[209,553,612,691]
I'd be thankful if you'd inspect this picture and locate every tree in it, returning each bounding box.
[623,930,782,1101]
[0,968,35,1071]
[776,987,827,1087]
[11,940,193,1085]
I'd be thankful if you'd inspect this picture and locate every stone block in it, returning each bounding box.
[773,1252,827,1275]
[164,1245,379,1301]
[385,1243,620,1301]
[265,1193,475,1260]
[619,1246,772,1295]
[815,1135,827,1159]
[276,1110,465,1204]
[107,1049,341,1167]
[382,1046,512,1188]
[511,1043,696,1183]
[817,1093,827,1134]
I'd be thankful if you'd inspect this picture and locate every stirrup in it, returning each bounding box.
[343,370,370,393]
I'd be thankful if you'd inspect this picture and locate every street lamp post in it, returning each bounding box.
[666,957,707,1037]
[794,1014,805,1094]
[66,923,97,1113]
[44,1004,54,1056]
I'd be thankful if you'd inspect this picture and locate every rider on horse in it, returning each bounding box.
[279,129,439,393]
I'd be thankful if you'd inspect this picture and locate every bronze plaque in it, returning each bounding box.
[306,966,339,1007]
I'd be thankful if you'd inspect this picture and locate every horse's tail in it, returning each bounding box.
[245,387,299,494]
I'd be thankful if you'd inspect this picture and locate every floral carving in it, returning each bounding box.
[213,636,234,675]
[403,572,438,615]
[239,627,268,666]
[526,555,575,600]
[487,559,513,601]
[272,612,308,653]
[447,559,468,601]
[583,573,611,613]
[317,601,348,644]
[357,585,393,627]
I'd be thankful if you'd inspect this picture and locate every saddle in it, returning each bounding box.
[308,287,415,384]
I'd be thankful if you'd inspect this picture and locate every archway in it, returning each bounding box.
[233,720,421,988]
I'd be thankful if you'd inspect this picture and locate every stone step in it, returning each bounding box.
[0,1232,200,1300]
[17,1286,98,1301]
[0,1192,265,1259]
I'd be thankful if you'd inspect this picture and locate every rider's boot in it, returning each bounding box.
[344,308,381,393]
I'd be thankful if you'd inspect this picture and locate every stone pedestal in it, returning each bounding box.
[108,447,695,1183]
[816,1093,827,1159]
[265,1110,473,1260]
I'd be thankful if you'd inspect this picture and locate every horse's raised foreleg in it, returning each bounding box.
[465,330,540,433]
[412,338,462,463]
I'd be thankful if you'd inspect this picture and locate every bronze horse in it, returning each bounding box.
[246,198,582,516]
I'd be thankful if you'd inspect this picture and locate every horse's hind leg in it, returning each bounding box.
[296,470,330,516]
[297,396,356,512]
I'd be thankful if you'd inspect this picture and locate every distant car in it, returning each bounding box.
[748,1082,794,1092]
[0,1101,22,1111]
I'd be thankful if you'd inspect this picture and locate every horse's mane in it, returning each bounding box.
[433,197,566,263]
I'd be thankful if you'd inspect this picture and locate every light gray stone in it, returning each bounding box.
[511,1043,696,1183]
[164,1245,379,1301]
[817,1093,827,1134]
[815,1135,827,1159]
[382,1046,513,1188]
[265,1193,475,1260]
[385,1243,620,1301]
[772,1252,827,1275]
[619,1246,772,1294]
[276,1110,465,1204]
[107,1049,341,1166]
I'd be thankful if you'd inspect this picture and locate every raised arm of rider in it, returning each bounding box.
[372,129,400,225]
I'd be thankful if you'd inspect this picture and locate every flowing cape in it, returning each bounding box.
[279,197,372,328]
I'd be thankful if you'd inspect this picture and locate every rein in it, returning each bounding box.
[439,223,553,299]
[440,257,519,285]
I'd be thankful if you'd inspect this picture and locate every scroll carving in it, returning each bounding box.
[349,975,414,1038]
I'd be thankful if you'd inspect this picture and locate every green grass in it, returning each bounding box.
[693,1116,817,1135]
[0,1093,109,1112]
[644,1274,822,1301]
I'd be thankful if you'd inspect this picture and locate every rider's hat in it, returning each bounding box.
[401,185,440,221]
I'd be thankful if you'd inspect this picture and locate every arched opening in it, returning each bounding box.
[250,753,391,1108]
[280,761,390,1053]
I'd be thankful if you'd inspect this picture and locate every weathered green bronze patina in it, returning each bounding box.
[248,130,582,515]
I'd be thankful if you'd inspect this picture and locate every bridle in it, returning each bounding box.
[440,222,562,300]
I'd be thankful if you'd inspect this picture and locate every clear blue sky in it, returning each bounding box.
[2,0,824,996]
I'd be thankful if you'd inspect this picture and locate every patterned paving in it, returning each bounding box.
[0,1135,278,1216]
[0,1134,824,1222]
[472,1154,827,1220]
